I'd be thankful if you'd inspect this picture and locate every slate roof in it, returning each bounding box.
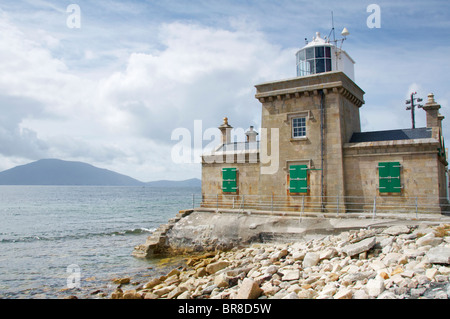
[215,141,260,152]
[349,127,432,143]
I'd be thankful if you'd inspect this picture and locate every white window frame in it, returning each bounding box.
[292,116,306,139]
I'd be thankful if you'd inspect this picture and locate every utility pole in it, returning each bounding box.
[405,92,423,129]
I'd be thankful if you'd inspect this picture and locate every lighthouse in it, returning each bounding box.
[296,30,355,81]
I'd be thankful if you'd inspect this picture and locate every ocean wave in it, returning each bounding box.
[0,227,155,244]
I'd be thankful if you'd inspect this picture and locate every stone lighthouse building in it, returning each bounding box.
[201,32,448,214]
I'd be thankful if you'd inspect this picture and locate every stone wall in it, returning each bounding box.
[343,137,446,212]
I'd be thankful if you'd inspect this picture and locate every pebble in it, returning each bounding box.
[110,223,450,299]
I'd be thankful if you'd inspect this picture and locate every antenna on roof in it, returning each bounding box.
[327,11,349,50]
[327,11,336,43]
[405,92,424,129]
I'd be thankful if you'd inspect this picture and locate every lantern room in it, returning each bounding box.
[296,31,355,81]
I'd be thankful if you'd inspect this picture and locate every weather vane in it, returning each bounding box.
[405,92,423,129]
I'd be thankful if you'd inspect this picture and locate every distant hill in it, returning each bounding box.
[0,159,144,186]
[0,159,201,187]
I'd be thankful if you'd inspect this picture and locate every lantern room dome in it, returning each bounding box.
[296,32,355,81]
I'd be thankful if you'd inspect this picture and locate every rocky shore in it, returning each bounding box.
[110,223,450,299]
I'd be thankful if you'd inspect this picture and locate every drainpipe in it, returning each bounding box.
[320,90,325,212]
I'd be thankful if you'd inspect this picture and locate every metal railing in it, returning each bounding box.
[193,193,450,218]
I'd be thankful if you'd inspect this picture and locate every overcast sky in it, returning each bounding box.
[0,0,449,182]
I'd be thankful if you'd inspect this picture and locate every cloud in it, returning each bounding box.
[97,21,294,143]
[1,1,449,181]
[0,11,295,180]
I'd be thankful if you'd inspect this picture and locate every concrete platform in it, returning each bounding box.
[132,208,450,258]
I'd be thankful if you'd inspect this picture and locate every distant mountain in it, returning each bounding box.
[145,178,201,188]
[0,159,144,186]
[0,159,202,187]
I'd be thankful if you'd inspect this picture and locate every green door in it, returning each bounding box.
[222,168,237,193]
[378,162,402,193]
[289,165,308,194]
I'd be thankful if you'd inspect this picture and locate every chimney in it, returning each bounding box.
[422,93,444,129]
[218,117,232,144]
[245,126,258,142]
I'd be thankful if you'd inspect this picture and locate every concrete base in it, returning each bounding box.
[132,208,450,258]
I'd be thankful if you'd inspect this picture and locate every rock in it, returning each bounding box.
[426,268,438,281]
[434,291,448,299]
[377,291,397,299]
[270,249,288,262]
[167,286,188,299]
[334,288,353,299]
[153,285,176,297]
[112,277,131,285]
[214,273,230,288]
[111,289,123,299]
[143,277,161,289]
[196,267,207,277]
[281,269,300,281]
[379,272,390,280]
[292,251,306,261]
[143,292,159,299]
[122,289,142,299]
[353,289,369,299]
[177,291,191,299]
[265,265,279,275]
[261,282,280,296]
[438,266,450,275]
[401,270,415,278]
[342,237,376,257]
[391,266,404,276]
[383,252,404,266]
[236,278,262,299]
[410,287,427,298]
[416,233,443,247]
[167,268,180,277]
[303,252,320,268]
[366,278,385,297]
[426,247,450,264]
[319,283,338,297]
[202,284,218,295]
[297,289,317,299]
[383,225,411,236]
[282,292,299,299]
[320,248,338,260]
[206,261,230,274]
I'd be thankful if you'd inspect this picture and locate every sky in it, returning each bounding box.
[0,0,449,182]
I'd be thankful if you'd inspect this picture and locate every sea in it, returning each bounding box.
[0,185,201,299]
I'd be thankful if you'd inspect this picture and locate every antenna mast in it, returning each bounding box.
[405,92,423,129]
[328,11,336,43]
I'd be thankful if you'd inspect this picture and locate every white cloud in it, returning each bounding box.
[1,1,449,182]
[0,12,294,181]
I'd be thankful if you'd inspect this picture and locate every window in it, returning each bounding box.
[292,117,306,138]
[222,168,237,193]
[296,46,332,77]
[378,162,402,193]
[289,165,308,194]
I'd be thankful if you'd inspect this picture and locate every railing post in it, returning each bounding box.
[337,195,340,217]
[271,194,274,214]
[301,196,305,220]
[372,196,377,219]
[415,196,418,218]
[192,194,195,210]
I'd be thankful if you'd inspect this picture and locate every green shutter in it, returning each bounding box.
[222,168,237,193]
[378,162,402,193]
[289,165,308,194]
